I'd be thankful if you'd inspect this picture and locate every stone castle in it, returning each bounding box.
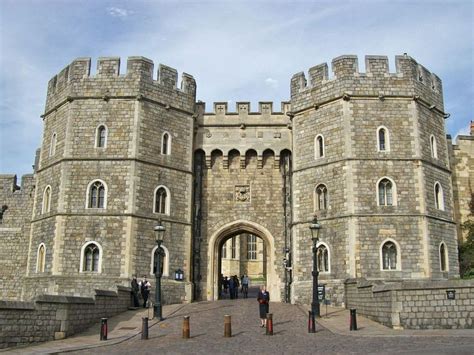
[1,54,472,306]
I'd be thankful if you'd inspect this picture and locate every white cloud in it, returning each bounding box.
[265,78,278,89]
[0,1,473,176]
[107,7,130,18]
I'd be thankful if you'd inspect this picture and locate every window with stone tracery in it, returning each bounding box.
[317,244,329,272]
[154,186,170,215]
[378,178,395,206]
[382,241,398,270]
[82,242,100,272]
[88,180,106,209]
[315,184,328,211]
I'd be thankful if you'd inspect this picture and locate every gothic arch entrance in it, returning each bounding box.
[207,220,281,302]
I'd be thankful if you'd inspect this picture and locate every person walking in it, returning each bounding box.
[257,285,270,327]
[139,275,151,308]
[223,276,229,297]
[131,275,140,307]
[233,275,240,299]
[229,276,235,299]
[242,274,249,299]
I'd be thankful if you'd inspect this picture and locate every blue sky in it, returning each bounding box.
[1,0,473,177]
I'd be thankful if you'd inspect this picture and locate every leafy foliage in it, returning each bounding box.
[458,193,474,278]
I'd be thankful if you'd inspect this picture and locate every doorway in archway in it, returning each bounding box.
[207,220,280,302]
[218,233,266,299]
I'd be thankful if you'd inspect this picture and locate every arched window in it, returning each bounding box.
[49,133,57,156]
[87,180,106,209]
[315,135,325,159]
[434,182,444,210]
[80,242,102,272]
[377,126,390,152]
[316,243,329,273]
[154,186,170,214]
[150,244,169,277]
[430,135,437,159]
[439,242,448,271]
[377,177,396,206]
[315,184,328,211]
[96,125,107,148]
[36,243,46,273]
[381,240,399,270]
[161,132,171,155]
[42,186,52,214]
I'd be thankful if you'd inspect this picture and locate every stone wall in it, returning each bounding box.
[0,286,131,349]
[0,174,35,300]
[448,123,474,242]
[345,278,474,329]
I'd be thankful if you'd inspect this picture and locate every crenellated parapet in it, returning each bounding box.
[291,54,444,113]
[0,174,35,226]
[0,174,35,194]
[194,101,292,166]
[196,101,291,124]
[45,57,196,114]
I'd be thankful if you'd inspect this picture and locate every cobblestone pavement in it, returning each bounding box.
[66,297,474,355]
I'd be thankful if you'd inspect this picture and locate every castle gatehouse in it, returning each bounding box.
[0,55,460,306]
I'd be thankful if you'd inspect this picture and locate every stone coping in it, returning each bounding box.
[0,301,35,310]
[345,278,474,293]
[35,295,95,304]
[94,289,118,297]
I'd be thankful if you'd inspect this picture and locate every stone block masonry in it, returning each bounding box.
[0,54,466,322]
[0,286,131,349]
[345,278,474,329]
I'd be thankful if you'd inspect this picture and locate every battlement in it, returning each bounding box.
[47,56,196,97]
[0,174,35,194]
[291,54,442,98]
[197,101,291,116]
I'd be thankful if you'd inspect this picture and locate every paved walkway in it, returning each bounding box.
[2,298,474,354]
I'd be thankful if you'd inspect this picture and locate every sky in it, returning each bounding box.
[0,0,473,178]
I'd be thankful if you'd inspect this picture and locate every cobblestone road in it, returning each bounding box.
[67,294,474,355]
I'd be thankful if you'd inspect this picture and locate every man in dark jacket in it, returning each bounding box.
[131,275,140,307]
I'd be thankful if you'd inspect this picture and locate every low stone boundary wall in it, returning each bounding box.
[345,278,474,329]
[0,286,131,349]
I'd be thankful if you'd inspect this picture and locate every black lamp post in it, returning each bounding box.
[309,215,321,327]
[154,219,166,321]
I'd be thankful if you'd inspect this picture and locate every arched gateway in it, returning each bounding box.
[207,220,280,302]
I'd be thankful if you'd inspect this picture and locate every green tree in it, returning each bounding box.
[458,193,474,278]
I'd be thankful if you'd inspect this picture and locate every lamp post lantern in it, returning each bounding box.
[309,215,321,331]
[153,219,166,321]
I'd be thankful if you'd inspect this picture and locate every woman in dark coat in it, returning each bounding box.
[257,285,270,327]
